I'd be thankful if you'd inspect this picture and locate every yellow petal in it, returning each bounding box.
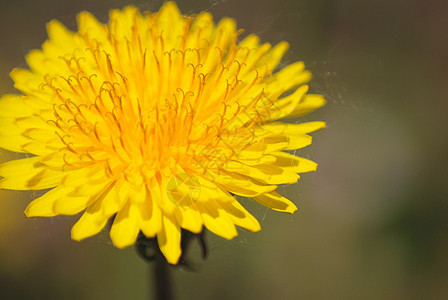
[285,134,313,150]
[157,214,182,264]
[138,188,162,237]
[25,49,46,75]
[288,94,327,117]
[238,34,260,49]
[261,121,326,136]
[242,42,271,72]
[109,6,139,40]
[214,17,237,49]
[266,62,311,95]
[25,186,73,217]
[188,11,214,48]
[0,156,63,190]
[71,182,118,241]
[271,151,318,173]
[150,177,178,215]
[46,19,76,50]
[0,135,31,153]
[110,200,140,248]
[244,139,289,153]
[195,176,234,203]
[25,49,62,75]
[0,95,35,152]
[0,120,27,138]
[197,201,238,240]
[0,118,26,140]
[77,11,107,38]
[256,121,325,151]
[71,203,109,241]
[258,41,289,72]
[175,207,203,233]
[237,154,277,166]
[53,181,114,215]
[15,115,55,132]
[220,200,261,232]
[166,172,202,208]
[157,1,183,37]
[254,191,298,213]
[10,69,41,95]
[61,165,106,189]
[263,85,308,120]
[213,172,277,197]
[223,161,298,184]
[0,94,34,118]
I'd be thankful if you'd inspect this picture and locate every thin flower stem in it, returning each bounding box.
[153,254,174,300]
[135,233,175,300]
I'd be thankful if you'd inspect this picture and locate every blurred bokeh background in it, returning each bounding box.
[0,0,447,299]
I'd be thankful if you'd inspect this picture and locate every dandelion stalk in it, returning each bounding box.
[154,253,173,300]
[135,232,174,300]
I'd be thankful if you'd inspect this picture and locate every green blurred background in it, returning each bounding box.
[0,0,447,299]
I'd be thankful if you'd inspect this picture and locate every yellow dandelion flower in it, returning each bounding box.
[0,2,325,264]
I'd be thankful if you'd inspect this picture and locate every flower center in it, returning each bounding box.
[42,18,271,185]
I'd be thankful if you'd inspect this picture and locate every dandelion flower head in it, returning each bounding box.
[0,2,325,263]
